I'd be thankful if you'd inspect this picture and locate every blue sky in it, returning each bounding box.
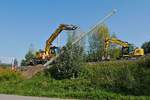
[0,0,150,62]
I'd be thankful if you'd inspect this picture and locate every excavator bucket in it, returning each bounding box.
[61,24,78,30]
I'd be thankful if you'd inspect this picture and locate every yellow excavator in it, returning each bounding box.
[31,24,78,65]
[104,37,144,60]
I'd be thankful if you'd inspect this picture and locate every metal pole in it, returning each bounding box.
[44,9,117,67]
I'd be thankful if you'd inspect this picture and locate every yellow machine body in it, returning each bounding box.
[32,24,77,65]
[104,37,144,59]
[133,48,144,56]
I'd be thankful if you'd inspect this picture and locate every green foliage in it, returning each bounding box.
[141,40,150,54]
[0,68,22,82]
[47,43,84,80]
[0,71,149,99]
[25,51,34,61]
[109,47,121,60]
[86,57,150,95]
[21,59,27,66]
[88,61,136,94]
[109,34,122,60]
[87,24,110,62]
[137,56,150,68]
[21,50,35,66]
[0,57,150,99]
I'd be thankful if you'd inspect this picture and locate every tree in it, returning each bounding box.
[87,24,110,61]
[25,51,34,62]
[47,30,84,80]
[21,59,26,66]
[21,47,35,66]
[109,34,122,60]
[48,43,84,80]
[141,41,150,54]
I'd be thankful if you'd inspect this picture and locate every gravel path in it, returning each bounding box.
[0,94,74,100]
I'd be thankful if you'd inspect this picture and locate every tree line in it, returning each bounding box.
[21,24,150,80]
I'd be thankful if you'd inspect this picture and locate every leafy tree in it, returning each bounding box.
[25,51,34,62]
[87,24,110,61]
[21,50,35,66]
[109,47,121,60]
[48,43,84,80]
[47,30,84,79]
[141,41,150,54]
[109,34,122,60]
[21,59,26,66]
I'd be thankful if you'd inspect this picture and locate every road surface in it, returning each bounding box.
[0,94,74,100]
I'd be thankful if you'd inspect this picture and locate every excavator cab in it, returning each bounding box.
[50,45,60,55]
[122,47,130,56]
[122,44,134,57]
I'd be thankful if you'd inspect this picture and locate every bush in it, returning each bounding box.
[137,56,150,68]
[0,68,22,81]
[0,59,150,99]
[87,61,135,92]
[0,56,150,98]
[141,41,150,54]
[47,43,84,80]
[21,50,35,66]
[132,56,150,95]
[86,57,150,96]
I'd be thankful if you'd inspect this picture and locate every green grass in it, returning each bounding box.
[85,59,150,96]
[0,57,150,99]
[0,73,150,99]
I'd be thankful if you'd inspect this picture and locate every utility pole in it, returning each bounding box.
[44,9,117,67]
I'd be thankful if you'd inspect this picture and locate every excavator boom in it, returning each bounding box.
[45,24,78,54]
[105,37,129,48]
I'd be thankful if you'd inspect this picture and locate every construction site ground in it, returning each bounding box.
[21,64,45,79]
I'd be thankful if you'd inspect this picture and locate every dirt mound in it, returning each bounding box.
[22,65,44,79]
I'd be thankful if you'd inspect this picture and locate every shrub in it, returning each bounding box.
[0,68,22,81]
[137,56,150,68]
[21,50,35,66]
[86,58,150,96]
[131,56,150,95]
[141,41,150,54]
[47,43,84,80]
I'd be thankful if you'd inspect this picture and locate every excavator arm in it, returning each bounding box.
[45,24,78,55]
[105,37,129,48]
[104,37,130,59]
[32,24,78,65]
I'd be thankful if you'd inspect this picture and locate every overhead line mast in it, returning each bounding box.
[44,9,117,67]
